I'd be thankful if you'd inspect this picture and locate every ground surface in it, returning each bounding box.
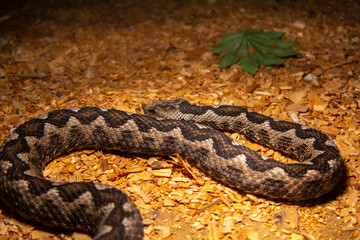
[0,0,359,239]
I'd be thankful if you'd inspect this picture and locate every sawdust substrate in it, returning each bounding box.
[0,0,360,239]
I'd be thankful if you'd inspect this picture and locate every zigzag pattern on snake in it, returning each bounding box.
[0,99,343,239]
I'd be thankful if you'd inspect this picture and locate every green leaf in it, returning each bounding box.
[271,48,299,57]
[270,39,297,48]
[213,29,299,74]
[240,55,259,75]
[254,52,283,65]
[257,31,284,39]
[213,32,244,54]
[219,54,240,68]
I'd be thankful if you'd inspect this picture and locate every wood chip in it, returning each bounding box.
[286,103,309,113]
[30,230,56,240]
[197,198,221,214]
[131,185,151,204]
[152,169,172,178]
[286,90,308,104]
[1,1,359,240]
[221,216,235,234]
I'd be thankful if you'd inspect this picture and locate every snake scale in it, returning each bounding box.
[0,99,343,239]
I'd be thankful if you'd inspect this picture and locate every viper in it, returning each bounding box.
[0,99,343,239]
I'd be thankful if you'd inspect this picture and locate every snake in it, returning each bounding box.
[0,99,343,239]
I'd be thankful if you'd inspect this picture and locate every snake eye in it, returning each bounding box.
[145,108,157,115]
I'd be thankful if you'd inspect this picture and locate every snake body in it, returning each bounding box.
[0,99,343,239]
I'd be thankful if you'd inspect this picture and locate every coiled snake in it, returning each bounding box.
[0,99,343,239]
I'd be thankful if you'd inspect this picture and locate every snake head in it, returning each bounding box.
[142,98,190,119]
